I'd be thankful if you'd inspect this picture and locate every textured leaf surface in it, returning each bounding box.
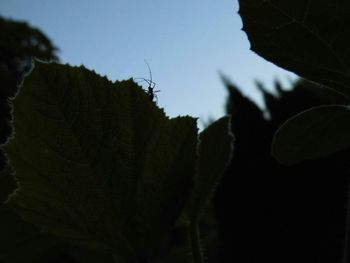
[187,116,234,220]
[0,165,16,203]
[0,167,113,263]
[272,105,350,165]
[0,205,61,263]
[238,0,350,97]
[0,207,114,263]
[3,62,197,260]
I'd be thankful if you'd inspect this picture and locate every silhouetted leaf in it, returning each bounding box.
[272,105,350,165]
[0,205,60,263]
[187,116,234,220]
[0,165,16,203]
[0,168,113,262]
[238,0,350,97]
[133,115,197,255]
[3,62,197,261]
[0,205,115,263]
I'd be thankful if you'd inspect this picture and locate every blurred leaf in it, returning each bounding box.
[272,105,350,165]
[187,116,234,220]
[3,62,197,261]
[238,0,350,97]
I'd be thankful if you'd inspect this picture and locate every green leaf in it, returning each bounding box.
[272,105,350,165]
[0,165,16,203]
[133,115,198,255]
[238,0,350,97]
[3,62,197,261]
[0,168,113,262]
[187,116,234,220]
[0,205,60,263]
[0,206,114,263]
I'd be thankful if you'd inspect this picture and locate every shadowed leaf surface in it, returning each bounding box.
[0,16,59,172]
[0,207,114,263]
[272,105,350,165]
[0,165,16,203]
[187,116,234,220]
[238,0,350,97]
[0,167,113,263]
[3,62,197,261]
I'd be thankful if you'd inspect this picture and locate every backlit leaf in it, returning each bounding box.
[272,105,350,165]
[3,62,197,261]
[187,116,234,220]
[239,0,350,97]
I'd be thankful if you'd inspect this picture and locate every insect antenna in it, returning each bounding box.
[133,77,154,87]
[133,60,160,103]
[144,59,153,84]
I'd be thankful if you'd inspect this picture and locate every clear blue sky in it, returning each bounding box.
[1,0,296,126]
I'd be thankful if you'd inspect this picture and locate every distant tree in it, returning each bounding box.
[214,78,350,263]
[0,16,59,170]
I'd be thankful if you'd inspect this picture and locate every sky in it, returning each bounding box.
[1,0,296,127]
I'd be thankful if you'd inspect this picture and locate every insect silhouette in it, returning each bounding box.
[134,60,160,104]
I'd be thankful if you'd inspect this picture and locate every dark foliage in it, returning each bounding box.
[0,16,59,263]
[214,78,350,263]
[0,16,58,170]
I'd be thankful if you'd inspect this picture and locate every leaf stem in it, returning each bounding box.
[189,219,204,263]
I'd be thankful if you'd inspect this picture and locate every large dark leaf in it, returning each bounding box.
[3,62,197,261]
[272,105,350,165]
[238,0,350,97]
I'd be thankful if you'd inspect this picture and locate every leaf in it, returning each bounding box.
[0,168,113,262]
[0,165,16,203]
[187,116,234,220]
[3,62,197,261]
[238,0,350,97]
[272,105,350,165]
[0,206,115,263]
[133,116,198,255]
[0,205,60,263]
